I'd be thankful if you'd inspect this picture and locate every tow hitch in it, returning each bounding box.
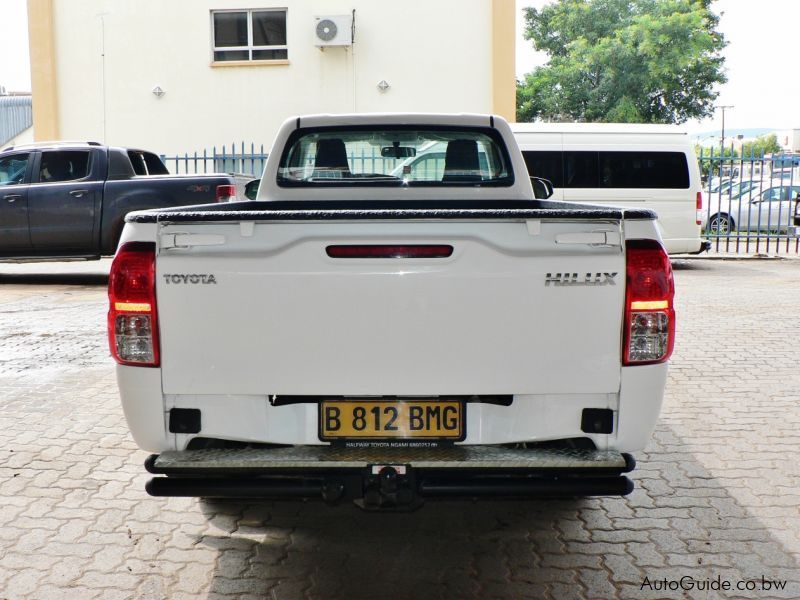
[358,465,421,511]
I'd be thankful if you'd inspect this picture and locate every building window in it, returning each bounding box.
[212,9,287,62]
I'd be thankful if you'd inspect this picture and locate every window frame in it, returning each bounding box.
[35,150,94,185]
[276,125,516,188]
[0,152,31,186]
[210,8,288,64]
[520,150,691,190]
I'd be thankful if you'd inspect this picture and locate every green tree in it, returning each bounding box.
[741,134,781,157]
[517,0,727,124]
[693,143,735,159]
[693,134,782,160]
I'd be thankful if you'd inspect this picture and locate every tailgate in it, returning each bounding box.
[155,218,625,396]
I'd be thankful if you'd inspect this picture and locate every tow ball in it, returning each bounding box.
[358,465,421,511]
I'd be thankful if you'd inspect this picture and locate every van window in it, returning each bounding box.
[521,150,690,189]
[599,152,689,189]
[522,151,563,187]
[564,152,599,188]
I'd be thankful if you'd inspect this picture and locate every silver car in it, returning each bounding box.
[705,184,800,234]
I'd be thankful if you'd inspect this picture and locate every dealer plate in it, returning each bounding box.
[319,399,464,441]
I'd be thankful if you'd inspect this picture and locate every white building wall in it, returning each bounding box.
[776,129,800,153]
[52,0,494,155]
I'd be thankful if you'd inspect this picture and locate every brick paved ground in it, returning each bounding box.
[0,257,798,599]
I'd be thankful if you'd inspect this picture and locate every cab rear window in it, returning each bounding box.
[278,126,513,187]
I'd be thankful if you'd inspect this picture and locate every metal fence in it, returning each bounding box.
[161,142,413,178]
[162,142,800,255]
[161,142,269,177]
[0,95,33,147]
[698,148,800,254]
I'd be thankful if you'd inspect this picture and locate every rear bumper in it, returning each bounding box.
[144,446,636,508]
[662,237,705,254]
[691,240,712,254]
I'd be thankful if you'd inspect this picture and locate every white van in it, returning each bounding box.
[511,123,707,254]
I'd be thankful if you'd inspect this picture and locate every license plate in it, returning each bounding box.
[319,399,464,441]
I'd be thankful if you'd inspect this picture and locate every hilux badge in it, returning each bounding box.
[545,272,617,286]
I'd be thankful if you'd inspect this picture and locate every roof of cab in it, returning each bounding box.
[2,140,103,152]
[291,113,500,129]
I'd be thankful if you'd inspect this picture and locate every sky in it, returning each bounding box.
[0,0,30,93]
[2,0,799,133]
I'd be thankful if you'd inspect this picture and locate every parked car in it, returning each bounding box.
[706,177,732,194]
[389,141,494,182]
[723,179,761,200]
[793,199,800,231]
[0,141,239,260]
[704,184,800,234]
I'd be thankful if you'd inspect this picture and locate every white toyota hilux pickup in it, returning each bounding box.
[109,113,675,510]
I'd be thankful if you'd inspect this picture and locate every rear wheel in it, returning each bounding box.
[708,213,734,235]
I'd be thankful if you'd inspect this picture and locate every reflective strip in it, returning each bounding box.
[630,300,668,310]
[115,302,152,312]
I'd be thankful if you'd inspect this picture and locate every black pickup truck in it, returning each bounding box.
[0,142,238,260]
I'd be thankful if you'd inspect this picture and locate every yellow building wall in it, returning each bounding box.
[27,0,59,140]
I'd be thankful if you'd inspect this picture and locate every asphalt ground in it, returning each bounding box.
[0,256,798,599]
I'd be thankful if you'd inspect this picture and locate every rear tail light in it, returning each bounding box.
[326,245,454,258]
[216,184,236,202]
[108,242,159,367]
[696,191,703,225]
[623,239,675,365]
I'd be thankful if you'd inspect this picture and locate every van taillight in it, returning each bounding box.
[216,184,236,202]
[623,239,675,365]
[108,242,159,367]
[696,191,703,225]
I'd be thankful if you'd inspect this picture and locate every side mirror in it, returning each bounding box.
[530,176,554,199]
[244,179,260,201]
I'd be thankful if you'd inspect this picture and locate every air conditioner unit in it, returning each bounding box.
[314,15,353,47]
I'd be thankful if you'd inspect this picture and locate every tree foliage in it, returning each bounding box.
[517,0,727,124]
[694,134,783,159]
[741,134,781,158]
